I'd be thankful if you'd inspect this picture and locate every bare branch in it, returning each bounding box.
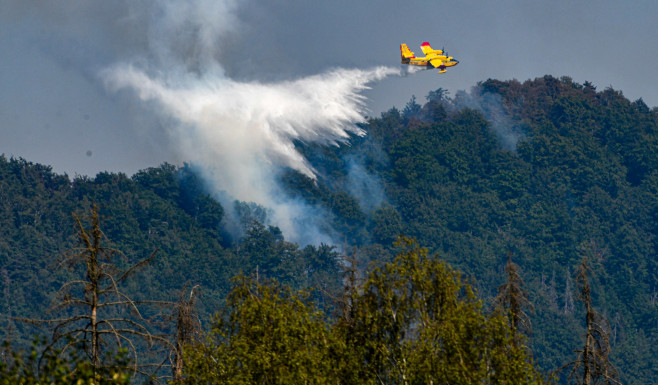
[17,204,170,381]
[116,249,158,284]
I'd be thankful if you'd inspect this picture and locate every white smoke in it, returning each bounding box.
[102,0,400,244]
[345,156,386,213]
[452,88,525,152]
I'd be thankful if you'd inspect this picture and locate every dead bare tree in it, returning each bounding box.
[495,252,533,346]
[563,250,621,385]
[19,204,171,379]
[170,285,201,383]
[334,248,366,324]
[564,266,575,315]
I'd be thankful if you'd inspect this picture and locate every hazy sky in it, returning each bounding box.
[2,0,657,177]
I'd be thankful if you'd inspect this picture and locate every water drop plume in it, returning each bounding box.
[103,0,400,244]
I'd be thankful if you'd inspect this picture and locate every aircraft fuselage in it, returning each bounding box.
[400,42,459,73]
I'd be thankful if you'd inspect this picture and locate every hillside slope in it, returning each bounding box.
[288,76,657,383]
[1,76,656,383]
[0,160,342,350]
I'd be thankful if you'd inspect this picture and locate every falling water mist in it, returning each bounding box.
[102,0,401,245]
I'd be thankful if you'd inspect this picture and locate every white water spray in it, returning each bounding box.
[103,0,401,244]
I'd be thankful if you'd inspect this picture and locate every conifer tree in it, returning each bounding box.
[564,251,620,385]
[495,252,533,345]
[19,205,167,379]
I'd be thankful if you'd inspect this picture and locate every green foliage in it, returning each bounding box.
[184,242,545,384]
[284,76,657,383]
[3,74,658,383]
[183,276,337,384]
[0,158,342,352]
[0,339,131,385]
[338,238,544,384]
[367,204,403,245]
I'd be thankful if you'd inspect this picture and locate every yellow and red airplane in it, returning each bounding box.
[400,42,459,73]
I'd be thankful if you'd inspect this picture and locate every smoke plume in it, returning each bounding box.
[102,0,400,244]
[452,88,525,151]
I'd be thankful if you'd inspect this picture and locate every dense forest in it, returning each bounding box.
[1,75,656,383]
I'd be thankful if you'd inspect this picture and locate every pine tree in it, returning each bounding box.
[564,251,620,385]
[495,252,533,346]
[19,205,167,379]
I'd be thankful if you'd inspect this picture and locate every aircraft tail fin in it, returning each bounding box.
[400,44,415,63]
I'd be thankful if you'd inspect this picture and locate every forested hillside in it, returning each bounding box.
[0,161,343,349]
[290,76,657,383]
[292,76,657,383]
[1,75,656,383]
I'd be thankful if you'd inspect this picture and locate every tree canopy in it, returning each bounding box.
[2,75,657,383]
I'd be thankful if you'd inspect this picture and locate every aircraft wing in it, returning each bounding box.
[429,58,446,68]
[420,42,435,55]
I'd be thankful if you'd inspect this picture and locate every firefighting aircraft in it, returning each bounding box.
[400,42,459,73]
